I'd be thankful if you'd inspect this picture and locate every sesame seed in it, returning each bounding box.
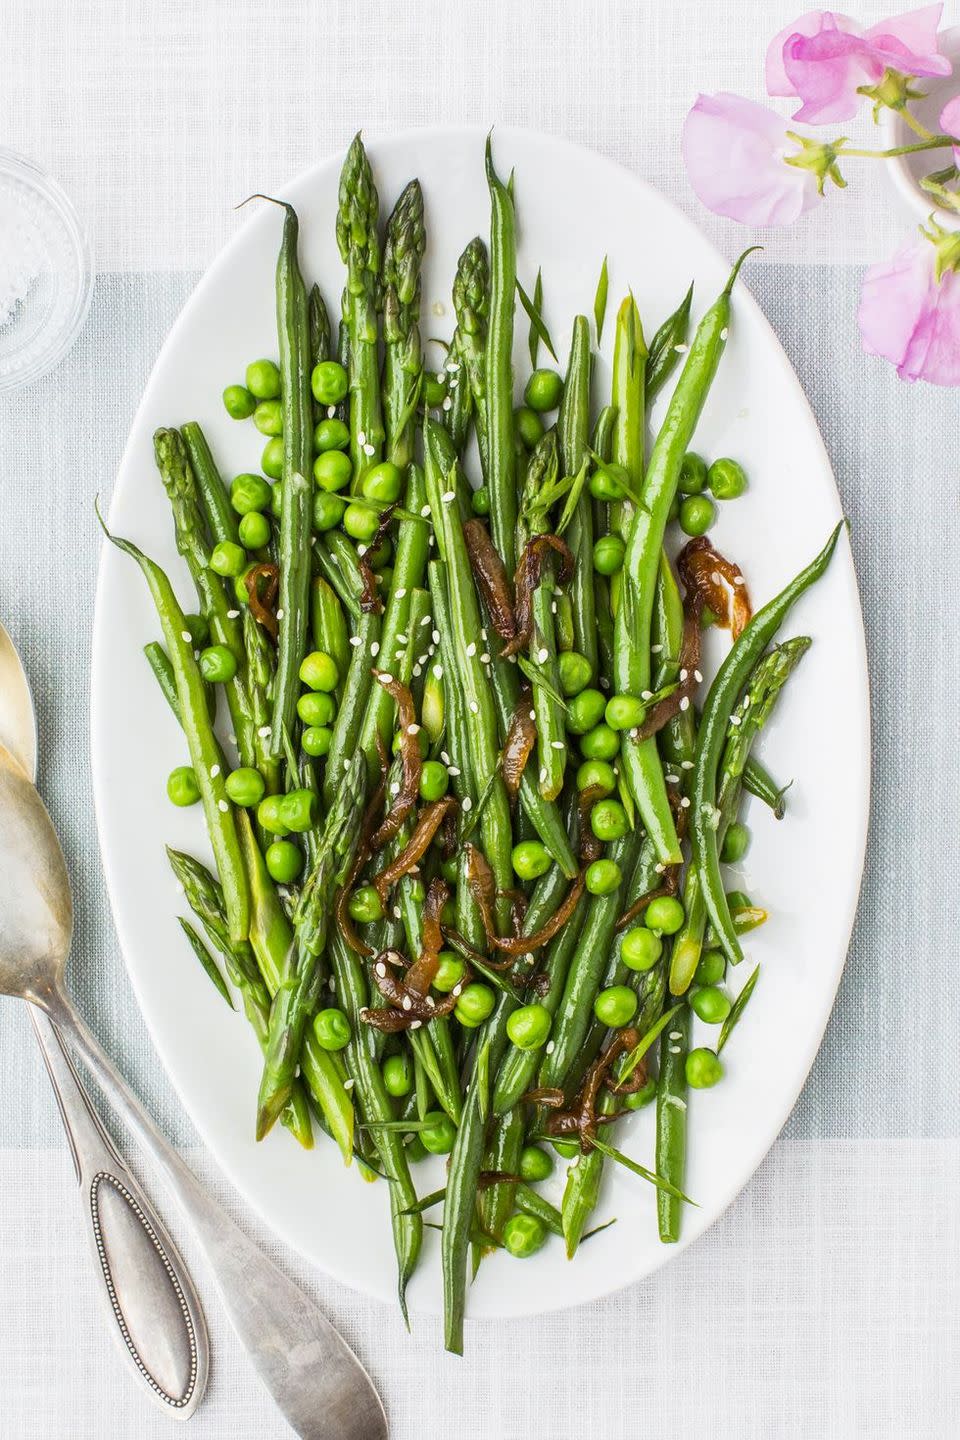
[390,781,401,796]
[425,995,436,1008]
[452,983,463,997]
[218,799,229,813]
[376,962,387,977]
[258,725,272,737]
[371,641,380,657]
[481,628,488,640]
[181,630,192,643]
[679,669,688,682]
[349,635,362,647]
[380,672,394,684]
[680,796,691,808]
[730,713,741,726]
[412,664,422,677]
[442,489,456,503]
[436,370,445,384]
[421,504,432,518]
[276,608,284,620]
[392,905,402,919]
[681,760,694,770]
[356,544,367,557]
[669,1044,682,1054]
[711,570,722,586]
[343,1078,355,1090]
[480,653,490,664]
[537,647,549,664]
[466,641,476,657]
[546,1040,555,1054]
[641,690,653,701]
[651,643,663,654]
[410,1019,422,1030]
[407,723,420,735]
[529,710,536,721]
[666,773,679,784]
[343,758,351,771]
[694,669,703,683]
[551,740,565,750]
[551,601,557,614]
[432,629,440,644]
[420,616,431,629]
[469,701,479,714]
[433,663,443,679]
[733,576,745,587]
[655,862,666,874]
[442,397,453,412]
[462,796,473,811]
[629,727,639,740]
[720,327,729,341]
[227,608,240,619]
[441,751,450,764]
[327,405,336,418]
[673,343,688,354]
[679,697,690,711]
[669,1031,682,1041]
[357,430,366,445]
[363,443,375,457]
[539,766,547,783]
[448,765,460,776]
[210,763,220,778]
[402,995,412,1011]
[396,633,408,645]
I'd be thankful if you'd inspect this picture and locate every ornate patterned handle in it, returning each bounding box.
[31,1009,208,1417]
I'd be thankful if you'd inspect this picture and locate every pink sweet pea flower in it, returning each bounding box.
[858,231,960,384]
[682,92,823,226]
[940,93,960,164]
[766,6,951,124]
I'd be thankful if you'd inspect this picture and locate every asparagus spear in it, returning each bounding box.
[337,133,384,484]
[382,178,425,469]
[449,236,490,465]
[256,754,366,1139]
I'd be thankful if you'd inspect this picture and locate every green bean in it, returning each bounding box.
[691,524,842,964]
[268,201,315,760]
[483,137,519,576]
[561,1139,604,1257]
[144,641,216,725]
[557,314,596,679]
[656,1004,689,1242]
[645,283,693,405]
[743,755,790,818]
[102,519,250,942]
[609,294,646,545]
[238,814,354,1161]
[242,608,281,798]
[322,555,382,807]
[309,282,332,426]
[180,421,239,547]
[478,1107,524,1245]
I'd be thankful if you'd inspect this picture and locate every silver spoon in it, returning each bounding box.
[0,620,208,1415]
[0,647,387,1439]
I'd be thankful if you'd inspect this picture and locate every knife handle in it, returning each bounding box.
[30,1008,208,1417]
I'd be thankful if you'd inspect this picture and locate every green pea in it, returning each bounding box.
[592,534,626,575]
[506,1003,552,1051]
[382,1053,412,1097]
[230,473,272,516]
[503,1213,547,1259]
[233,562,258,606]
[343,503,380,543]
[302,725,333,757]
[690,985,732,1024]
[514,405,545,449]
[621,925,662,972]
[438,855,458,884]
[299,650,339,692]
[262,437,284,480]
[314,449,353,493]
[223,384,256,419]
[576,759,617,796]
[253,399,283,437]
[605,693,647,731]
[245,358,281,400]
[695,949,726,986]
[311,360,349,406]
[314,417,350,452]
[297,691,336,726]
[678,451,708,494]
[455,982,495,1028]
[566,688,607,735]
[721,821,751,863]
[419,760,450,802]
[313,1007,352,1051]
[708,457,748,500]
[224,767,266,808]
[511,840,552,881]
[210,540,246,578]
[579,723,619,761]
[551,1138,579,1158]
[589,462,630,502]
[686,1047,724,1088]
[524,367,564,412]
[519,1145,554,1183]
[591,798,629,842]
[679,494,716,537]
[167,765,200,807]
[585,858,621,895]
[623,1077,658,1110]
[433,952,466,993]
[314,491,346,532]
[645,895,685,934]
[557,650,592,697]
[199,644,237,684]
[471,485,490,516]
[238,511,271,550]
[420,1110,457,1155]
[278,788,318,834]
[265,839,303,884]
[725,888,753,912]
[593,984,638,1027]
[347,885,384,924]
[181,612,209,649]
[257,794,289,836]
[424,374,447,407]
[361,461,403,503]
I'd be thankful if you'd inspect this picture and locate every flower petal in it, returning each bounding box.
[864,4,952,79]
[940,93,960,165]
[857,236,960,385]
[682,92,821,227]
[766,10,860,97]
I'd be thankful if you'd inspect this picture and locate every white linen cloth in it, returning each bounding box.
[1,2,958,1435]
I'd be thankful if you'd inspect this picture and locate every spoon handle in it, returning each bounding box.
[50,997,387,1440]
[30,1008,208,1416]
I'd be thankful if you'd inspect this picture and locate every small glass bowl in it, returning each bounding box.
[0,148,93,392]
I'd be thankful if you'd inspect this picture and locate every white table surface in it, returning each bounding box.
[1,2,958,1435]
